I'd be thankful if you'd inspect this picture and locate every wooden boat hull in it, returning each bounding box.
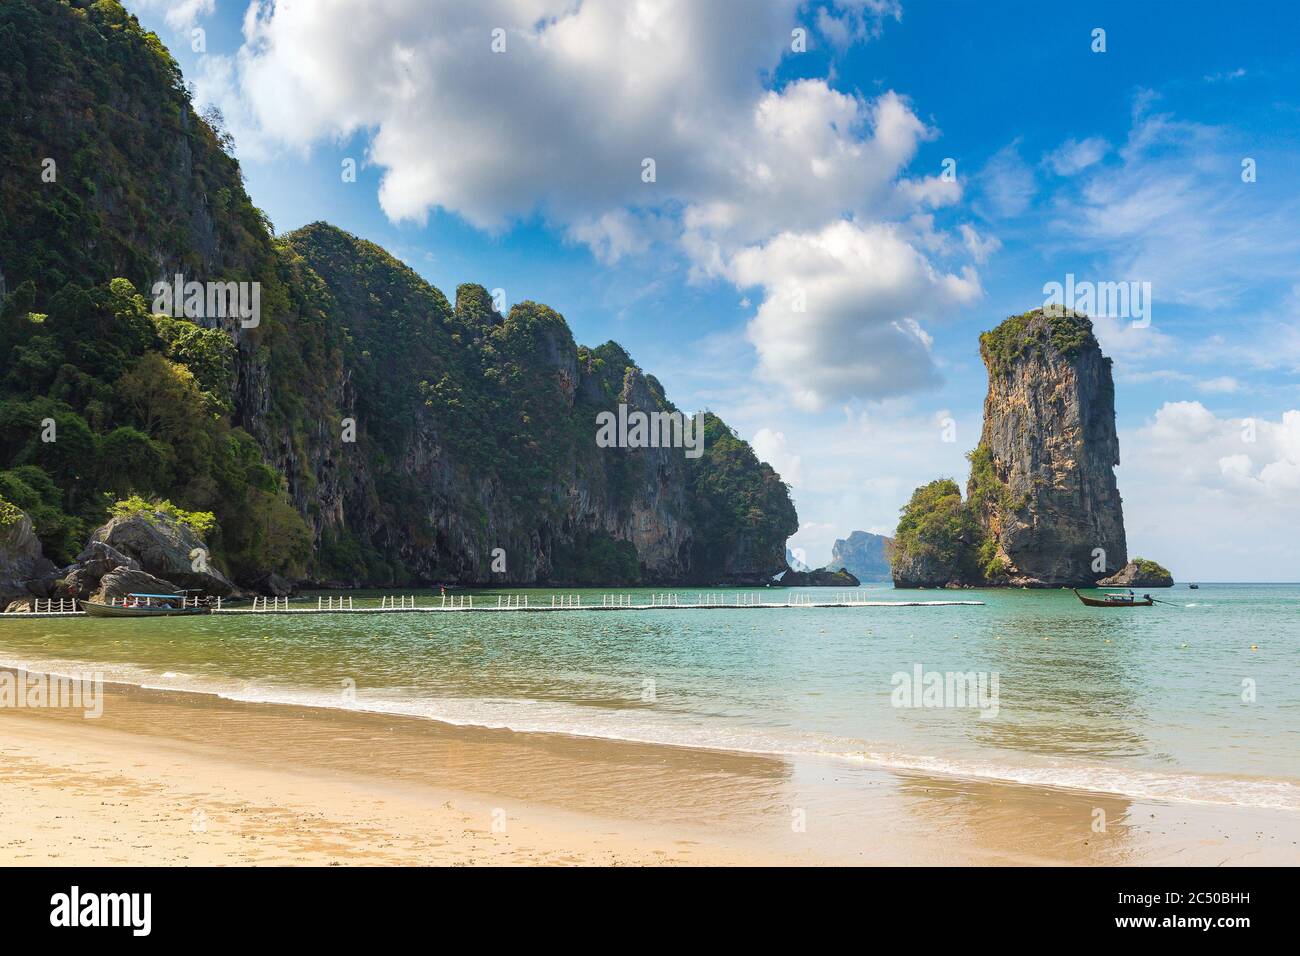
[1072,589,1153,608]
[79,601,210,618]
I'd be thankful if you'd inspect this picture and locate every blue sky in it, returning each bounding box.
[127,1,1300,580]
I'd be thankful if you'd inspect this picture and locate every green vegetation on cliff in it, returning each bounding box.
[108,494,216,538]
[891,446,1020,585]
[0,494,22,529]
[891,479,988,584]
[281,224,796,584]
[0,0,796,586]
[1132,557,1171,579]
[551,529,641,585]
[979,308,1096,377]
[0,0,273,296]
[0,0,310,574]
[687,414,798,575]
[0,274,309,572]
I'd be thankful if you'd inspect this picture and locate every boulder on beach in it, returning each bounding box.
[1098,558,1174,588]
[47,540,148,600]
[0,505,57,608]
[90,511,233,596]
[57,567,105,601]
[93,567,187,602]
[75,540,141,578]
[245,570,293,597]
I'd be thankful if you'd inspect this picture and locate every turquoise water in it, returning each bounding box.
[2,584,1297,809]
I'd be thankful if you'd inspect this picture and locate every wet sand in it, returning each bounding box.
[2,675,1297,865]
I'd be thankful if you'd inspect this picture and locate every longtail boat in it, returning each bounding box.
[79,592,210,618]
[1072,588,1153,608]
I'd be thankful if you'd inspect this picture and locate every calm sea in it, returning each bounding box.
[2,584,1296,810]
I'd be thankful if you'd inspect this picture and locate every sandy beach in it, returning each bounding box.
[2,672,1297,866]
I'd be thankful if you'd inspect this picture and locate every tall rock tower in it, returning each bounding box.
[970,308,1127,586]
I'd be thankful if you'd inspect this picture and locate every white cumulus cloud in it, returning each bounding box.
[194,0,991,407]
[732,220,980,409]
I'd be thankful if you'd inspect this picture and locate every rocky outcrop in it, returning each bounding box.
[93,568,186,602]
[780,567,860,587]
[0,508,57,608]
[827,531,893,581]
[892,309,1164,589]
[75,541,141,578]
[39,541,145,600]
[1098,558,1174,588]
[30,514,230,602]
[89,513,233,595]
[970,309,1128,586]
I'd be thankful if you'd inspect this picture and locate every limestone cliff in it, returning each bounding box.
[893,308,1130,588]
[0,0,797,589]
[260,224,795,586]
[972,308,1127,585]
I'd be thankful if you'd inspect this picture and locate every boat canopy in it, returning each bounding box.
[127,593,183,599]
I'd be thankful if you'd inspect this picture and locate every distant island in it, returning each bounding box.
[890,308,1171,589]
[778,532,890,588]
[828,531,893,581]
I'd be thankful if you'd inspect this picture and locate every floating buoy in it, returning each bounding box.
[1251,644,1258,651]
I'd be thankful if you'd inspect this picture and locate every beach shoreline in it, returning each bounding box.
[2,674,1296,866]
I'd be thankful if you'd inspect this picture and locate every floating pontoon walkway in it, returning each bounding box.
[213,592,984,614]
[2,592,983,619]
